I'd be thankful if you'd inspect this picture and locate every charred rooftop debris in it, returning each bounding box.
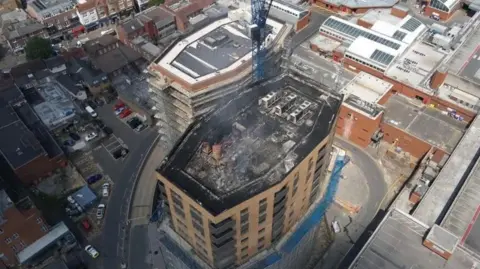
[158,75,342,215]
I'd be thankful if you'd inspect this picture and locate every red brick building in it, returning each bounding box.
[161,0,214,32]
[0,191,48,267]
[311,0,399,14]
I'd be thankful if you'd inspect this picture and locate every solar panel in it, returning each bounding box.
[323,18,401,50]
[401,18,422,32]
[392,30,407,41]
[370,49,395,66]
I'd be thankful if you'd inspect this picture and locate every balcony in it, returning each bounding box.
[214,255,236,269]
[209,218,234,235]
[274,187,288,203]
[210,228,235,245]
[273,207,286,222]
[273,196,287,209]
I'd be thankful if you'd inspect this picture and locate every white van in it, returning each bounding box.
[85,106,97,118]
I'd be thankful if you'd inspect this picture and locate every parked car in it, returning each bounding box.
[114,101,125,110]
[96,204,105,219]
[81,219,91,231]
[94,119,105,129]
[135,124,146,132]
[102,183,110,197]
[69,133,81,141]
[63,140,75,146]
[114,106,126,116]
[85,132,98,142]
[85,245,100,258]
[87,174,102,184]
[85,106,97,118]
[332,220,341,233]
[102,126,113,135]
[119,109,132,119]
[113,147,129,159]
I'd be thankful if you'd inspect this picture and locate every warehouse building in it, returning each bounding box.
[311,0,399,14]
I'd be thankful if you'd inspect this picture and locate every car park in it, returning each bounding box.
[85,132,98,142]
[93,119,105,129]
[96,204,105,219]
[127,117,142,129]
[102,183,109,197]
[85,245,100,258]
[85,106,98,118]
[112,147,129,159]
[87,174,102,184]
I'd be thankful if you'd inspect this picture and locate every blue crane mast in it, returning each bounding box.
[251,0,273,80]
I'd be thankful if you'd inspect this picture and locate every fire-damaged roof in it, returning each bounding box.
[158,76,342,215]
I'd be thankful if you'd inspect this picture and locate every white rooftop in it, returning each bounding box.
[360,8,402,26]
[385,41,447,91]
[346,36,404,70]
[340,72,392,118]
[437,74,480,112]
[370,15,426,44]
[156,17,283,86]
[309,34,341,52]
[321,0,398,9]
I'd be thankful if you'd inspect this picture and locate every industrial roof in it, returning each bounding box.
[28,0,75,18]
[158,76,341,215]
[383,94,466,153]
[340,72,391,118]
[349,209,480,269]
[370,15,426,44]
[346,37,399,69]
[437,73,480,112]
[413,114,480,226]
[320,16,405,50]
[385,41,447,91]
[155,17,283,86]
[320,0,398,9]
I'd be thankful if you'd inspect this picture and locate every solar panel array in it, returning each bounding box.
[392,30,407,41]
[323,18,401,50]
[401,18,422,32]
[370,49,395,66]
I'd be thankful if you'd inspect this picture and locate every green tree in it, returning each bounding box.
[25,36,53,60]
[148,0,164,7]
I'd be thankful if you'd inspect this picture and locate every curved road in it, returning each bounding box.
[97,130,158,269]
[317,137,386,269]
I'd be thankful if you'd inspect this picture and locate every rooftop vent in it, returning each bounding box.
[274,93,296,116]
[258,91,280,108]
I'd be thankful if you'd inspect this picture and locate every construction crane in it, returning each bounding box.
[250,0,274,80]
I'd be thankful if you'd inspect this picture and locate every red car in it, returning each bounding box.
[114,101,125,110]
[81,219,91,231]
[119,108,132,119]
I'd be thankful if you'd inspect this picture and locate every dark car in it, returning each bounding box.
[63,140,75,146]
[102,126,113,135]
[94,119,105,129]
[86,174,102,184]
[113,147,129,159]
[127,118,142,129]
[69,133,81,141]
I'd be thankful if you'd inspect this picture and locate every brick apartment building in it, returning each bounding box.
[25,0,79,38]
[0,189,48,267]
[1,9,48,53]
[0,76,66,185]
[116,6,176,46]
[157,76,342,269]
[161,0,214,32]
[76,0,133,29]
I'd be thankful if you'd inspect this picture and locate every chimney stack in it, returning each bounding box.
[212,144,222,162]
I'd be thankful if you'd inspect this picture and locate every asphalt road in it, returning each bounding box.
[290,10,330,50]
[88,103,158,269]
[316,137,386,269]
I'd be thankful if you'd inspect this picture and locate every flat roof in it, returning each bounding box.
[413,114,480,226]
[349,209,480,269]
[320,16,406,51]
[385,41,447,91]
[346,37,401,69]
[157,17,283,87]
[370,15,426,44]
[158,76,341,215]
[321,0,398,9]
[383,94,466,153]
[340,72,391,118]
[17,222,70,264]
[33,81,76,129]
[445,18,480,77]
[437,73,480,112]
[309,34,341,52]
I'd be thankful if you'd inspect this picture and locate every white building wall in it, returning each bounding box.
[77,8,99,26]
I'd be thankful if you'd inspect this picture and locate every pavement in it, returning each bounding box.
[316,137,387,269]
[80,102,158,269]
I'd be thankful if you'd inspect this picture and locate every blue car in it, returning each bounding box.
[87,174,102,184]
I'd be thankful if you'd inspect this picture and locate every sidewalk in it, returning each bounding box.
[129,140,166,227]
